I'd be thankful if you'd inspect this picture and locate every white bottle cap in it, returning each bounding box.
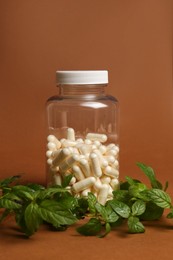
[56,70,108,85]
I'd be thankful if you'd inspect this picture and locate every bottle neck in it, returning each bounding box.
[58,84,106,99]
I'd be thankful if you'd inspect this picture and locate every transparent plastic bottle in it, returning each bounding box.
[46,70,119,205]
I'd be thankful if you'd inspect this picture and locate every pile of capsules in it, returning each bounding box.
[46,128,119,205]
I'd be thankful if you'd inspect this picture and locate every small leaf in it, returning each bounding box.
[164,181,169,192]
[125,176,135,186]
[0,198,22,209]
[132,200,146,216]
[0,175,21,187]
[26,183,45,191]
[105,205,119,223]
[38,200,77,227]
[24,202,42,236]
[98,222,111,238]
[87,192,97,214]
[167,208,173,219]
[38,187,69,200]
[62,174,73,188]
[136,163,162,189]
[76,218,102,236]
[147,189,171,208]
[128,183,147,199]
[140,202,164,220]
[95,203,108,221]
[113,190,132,203]
[109,200,131,218]
[128,216,145,233]
[0,209,12,223]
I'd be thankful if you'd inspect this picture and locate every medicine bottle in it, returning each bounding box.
[46,70,119,205]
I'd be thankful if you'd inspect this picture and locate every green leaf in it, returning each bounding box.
[164,181,169,192]
[76,218,102,236]
[87,192,97,214]
[38,187,69,200]
[0,175,21,187]
[109,200,131,218]
[113,190,132,203]
[128,216,145,233]
[136,162,162,189]
[95,203,108,221]
[0,198,22,209]
[132,200,146,216]
[120,179,141,190]
[38,200,77,227]
[26,183,45,191]
[98,222,111,238]
[12,185,34,200]
[147,189,171,208]
[140,202,164,220]
[128,183,147,199]
[62,174,73,188]
[24,202,42,236]
[105,205,119,223]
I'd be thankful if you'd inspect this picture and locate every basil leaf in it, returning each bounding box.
[147,189,171,208]
[128,183,147,199]
[113,190,132,203]
[140,201,164,220]
[128,216,145,233]
[76,218,102,236]
[167,208,173,219]
[98,222,111,238]
[38,187,69,200]
[24,202,41,236]
[88,192,97,214]
[109,200,131,218]
[132,200,146,216]
[38,200,77,227]
[105,205,119,223]
[62,174,73,188]
[136,163,162,189]
[0,198,22,209]
[0,175,21,187]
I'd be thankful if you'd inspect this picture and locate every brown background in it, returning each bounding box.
[0,1,173,259]
[0,0,172,185]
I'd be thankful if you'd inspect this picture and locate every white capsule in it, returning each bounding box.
[46,150,53,158]
[93,140,101,147]
[90,153,102,178]
[81,188,91,197]
[51,150,61,158]
[76,138,84,143]
[59,154,79,172]
[78,144,91,155]
[110,178,120,190]
[61,140,77,147]
[112,145,120,153]
[52,148,71,166]
[84,139,92,145]
[47,158,53,165]
[100,176,111,184]
[72,165,85,181]
[99,145,107,154]
[93,178,102,191]
[54,174,62,186]
[104,166,119,178]
[97,184,109,205]
[47,142,57,151]
[86,133,107,143]
[106,143,116,151]
[72,177,96,193]
[104,155,115,164]
[112,159,119,168]
[69,176,76,185]
[108,185,113,196]
[91,145,97,150]
[93,149,108,168]
[47,135,61,148]
[106,149,118,157]
[79,158,91,177]
[67,128,75,141]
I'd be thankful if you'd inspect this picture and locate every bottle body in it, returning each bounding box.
[46,71,119,205]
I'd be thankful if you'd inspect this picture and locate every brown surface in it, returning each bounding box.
[0,0,173,259]
[0,214,173,260]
